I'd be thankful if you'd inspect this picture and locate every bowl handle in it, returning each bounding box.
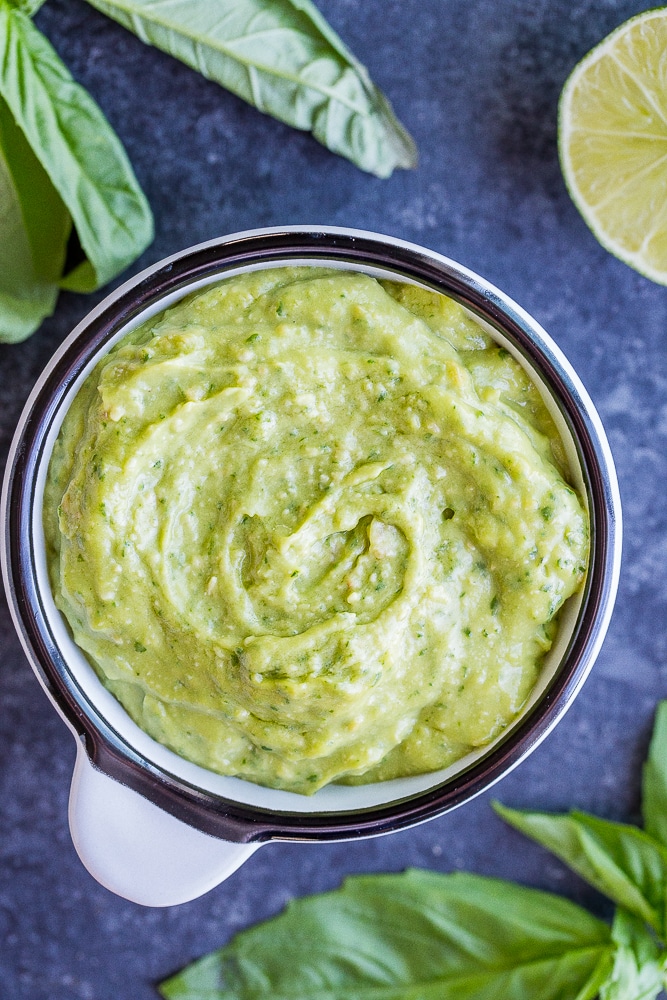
[68,742,260,906]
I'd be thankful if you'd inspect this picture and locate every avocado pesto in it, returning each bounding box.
[44,268,588,794]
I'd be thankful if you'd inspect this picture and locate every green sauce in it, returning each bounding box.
[44,268,588,794]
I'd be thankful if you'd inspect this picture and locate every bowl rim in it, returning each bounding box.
[1,226,622,843]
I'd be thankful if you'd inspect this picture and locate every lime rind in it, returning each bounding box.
[558,6,667,284]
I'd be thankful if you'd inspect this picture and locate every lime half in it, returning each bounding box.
[559,8,667,283]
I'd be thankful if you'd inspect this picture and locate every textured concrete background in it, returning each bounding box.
[1,1,666,996]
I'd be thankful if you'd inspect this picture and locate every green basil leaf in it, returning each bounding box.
[599,909,665,1000]
[0,92,70,284]
[82,0,417,178]
[0,2,153,293]
[643,701,667,849]
[158,869,613,1000]
[496,803,667,936]
[0,94,64,342]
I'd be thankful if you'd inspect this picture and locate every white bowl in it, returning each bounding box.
[1,227,622,905]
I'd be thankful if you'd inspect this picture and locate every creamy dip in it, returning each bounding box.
[44,268,588,794]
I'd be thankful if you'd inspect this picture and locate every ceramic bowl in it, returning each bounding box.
[1,227,622,906]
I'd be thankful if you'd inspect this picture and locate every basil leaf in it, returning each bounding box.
[0,94,65,341]
[82,0,417,178]
[599,909,665,1000]
[643,701,667,849]
[0,2,153,294]
[0,92,70,283]
[158,869,613,1000]
[496,803,667,936]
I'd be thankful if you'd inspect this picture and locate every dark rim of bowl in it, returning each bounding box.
[3,228,620,845]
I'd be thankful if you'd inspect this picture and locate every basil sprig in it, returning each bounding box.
[1,0,414,343]
[0,0,153,343]
[159,703,667,1000]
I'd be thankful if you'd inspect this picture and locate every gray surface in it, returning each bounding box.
[1,0,666,996]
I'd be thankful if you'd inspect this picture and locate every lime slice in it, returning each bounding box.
[559,8,667,283]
